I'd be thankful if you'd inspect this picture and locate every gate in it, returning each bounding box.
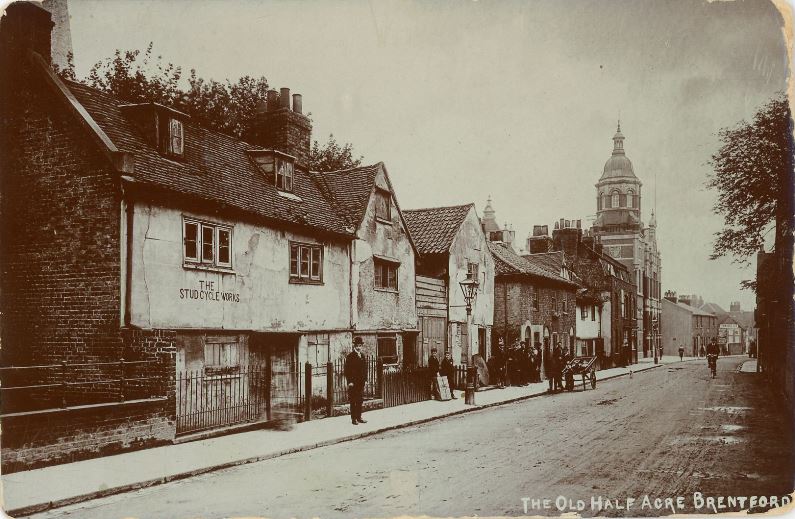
[176,364,269,435]
[382,366,432,408]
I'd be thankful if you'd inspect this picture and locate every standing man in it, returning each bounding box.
[440,351,458,399]
[553,342,564,392]
[428,348,441,399]
[345,337,368,425]
[678,343,685,361]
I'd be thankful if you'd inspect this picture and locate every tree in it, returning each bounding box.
[707,93,793,274]
[309,134,363,172]
[60,43,363,167]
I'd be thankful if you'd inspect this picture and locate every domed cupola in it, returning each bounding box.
[600,121,638,181]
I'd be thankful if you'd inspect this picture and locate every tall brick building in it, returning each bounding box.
[591,123,662,360]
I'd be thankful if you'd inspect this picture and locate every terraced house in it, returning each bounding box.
[0,2,415,471]
[403,203,495,366]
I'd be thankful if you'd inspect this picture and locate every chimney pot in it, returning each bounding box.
[279,88,291,109]
[292,93,302,114]
[266,90,279,112]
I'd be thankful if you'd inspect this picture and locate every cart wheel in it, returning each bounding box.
[590,371,597,389]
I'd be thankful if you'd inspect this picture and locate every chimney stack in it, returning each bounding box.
[251,86,312,169]
[664,290,677,303]
[0,2,55,65]
[526,225,553,254]
[552,216,583,259]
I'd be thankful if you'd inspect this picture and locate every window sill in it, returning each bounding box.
[289,278,324,286]
[375,217,393,225]
[374,287,399,294]
[183,262,236,275]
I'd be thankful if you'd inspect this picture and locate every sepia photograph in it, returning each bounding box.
[0,0,793,517]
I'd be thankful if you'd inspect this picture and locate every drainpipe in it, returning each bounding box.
[124,199,134,327]
[349,240,355,334]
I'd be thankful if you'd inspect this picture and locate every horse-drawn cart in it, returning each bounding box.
[562,356,597,391]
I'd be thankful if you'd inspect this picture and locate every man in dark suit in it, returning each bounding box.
[440,351,458,399]
[345,337,368,425]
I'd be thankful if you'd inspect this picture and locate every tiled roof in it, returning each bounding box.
[521,251,563,275]
[307,164,380,227]
[488,242,577,287]
[65,81,354,236]
[402,204,473,254]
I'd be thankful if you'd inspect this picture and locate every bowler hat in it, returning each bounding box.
[353,336,364,345]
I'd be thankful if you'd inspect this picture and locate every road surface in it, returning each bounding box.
[27,357,793,518]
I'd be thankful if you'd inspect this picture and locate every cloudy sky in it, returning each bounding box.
[62,0,790,310]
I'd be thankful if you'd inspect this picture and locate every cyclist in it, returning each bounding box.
[706,339,720,378]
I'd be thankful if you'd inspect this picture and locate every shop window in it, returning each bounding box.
[183,218,232,269]
[290,242,323,283]
[374,258,399,290]
[377,335,398,364]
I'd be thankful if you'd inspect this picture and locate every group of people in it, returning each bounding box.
[427,348,459,399]
[487,339,573,393]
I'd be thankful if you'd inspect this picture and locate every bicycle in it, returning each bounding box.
[707,353,717,379]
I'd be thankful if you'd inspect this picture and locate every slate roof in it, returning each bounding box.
[678,302,714,317]
[700,302,726,315]
[488,242,577,287]
[402,204,474,254]
[65,80,354,237]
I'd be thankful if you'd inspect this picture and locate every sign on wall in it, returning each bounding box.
[179,280,240,303]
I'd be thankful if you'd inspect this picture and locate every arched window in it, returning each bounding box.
[597,192,603,210]
[611,191,619,208]
[627,189,636,209]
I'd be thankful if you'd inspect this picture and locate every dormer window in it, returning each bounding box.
[248,149,297,194]
[276,157,294,192]
[167,118,184,156]
[119,103,190,160]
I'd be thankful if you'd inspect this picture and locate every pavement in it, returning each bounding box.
[2,354,715,517]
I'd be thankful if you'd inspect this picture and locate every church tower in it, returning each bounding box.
[590,122,661,363]
[592,122,643,233]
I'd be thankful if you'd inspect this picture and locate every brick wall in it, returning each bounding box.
[0,29,176,470]
[1,400,174,473]
[493,277,576,347]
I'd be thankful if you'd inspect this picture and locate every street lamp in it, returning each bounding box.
[459,277,479,405]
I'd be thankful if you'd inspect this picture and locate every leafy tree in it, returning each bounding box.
[309,134,363,172]
[707,93,793,276]
[59,44,364,168]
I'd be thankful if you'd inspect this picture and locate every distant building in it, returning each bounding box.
[590,123,662,360]
[662,292,717,356]
[480,196,516,250]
